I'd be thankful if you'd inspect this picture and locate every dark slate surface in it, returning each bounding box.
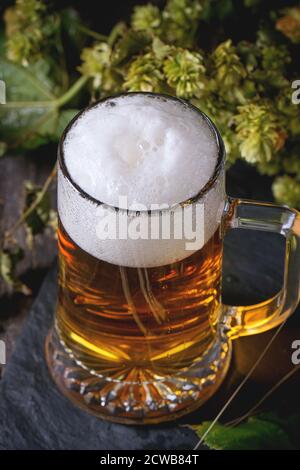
[0,266,201,450]
[0,231,296,450]
[0,163,299,450]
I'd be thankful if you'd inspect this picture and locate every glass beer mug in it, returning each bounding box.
[46,92,300,424]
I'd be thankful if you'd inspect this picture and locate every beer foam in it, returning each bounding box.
[58,94,225,267]
[63,94,218,208]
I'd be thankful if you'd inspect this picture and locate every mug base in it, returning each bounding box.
[45,326,232,425]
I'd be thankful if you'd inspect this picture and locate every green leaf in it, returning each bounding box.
[196,417,294,450]
[0,58,56,149]
[0,57,78,149]
[0,58,57,101]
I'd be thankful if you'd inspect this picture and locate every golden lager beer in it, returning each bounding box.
[46,92,300,425]
[57,221,222,378]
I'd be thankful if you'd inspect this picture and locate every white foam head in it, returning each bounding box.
[63,94,218,208]
[58,93,225,267]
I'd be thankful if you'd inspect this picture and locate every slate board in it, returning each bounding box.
[0,163,299,450]
[0,265,203,450]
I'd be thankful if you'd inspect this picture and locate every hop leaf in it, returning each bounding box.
[4,0,58,66]
[273,176,300,207]
[276,6,300,44]
[163,49,206,98]
[196,415,294,450]
[131,4,161,32]
[212,40,246,88]
[234,103,286,164]
[123,52,164,92]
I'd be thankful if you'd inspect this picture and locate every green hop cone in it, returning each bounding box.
[234,103,286,164]
[123,52,165,93]
[163,49,206,98]
[162,0,204,47]
[131,4,161,33]
[273,176,300,207]
[212,40,246,88]
[79,43,121,92]
[4,0,58,66]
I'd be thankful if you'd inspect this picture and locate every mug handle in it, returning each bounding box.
[222,197,300,339]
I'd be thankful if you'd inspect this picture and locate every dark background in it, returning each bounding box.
[0,0,300,448]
